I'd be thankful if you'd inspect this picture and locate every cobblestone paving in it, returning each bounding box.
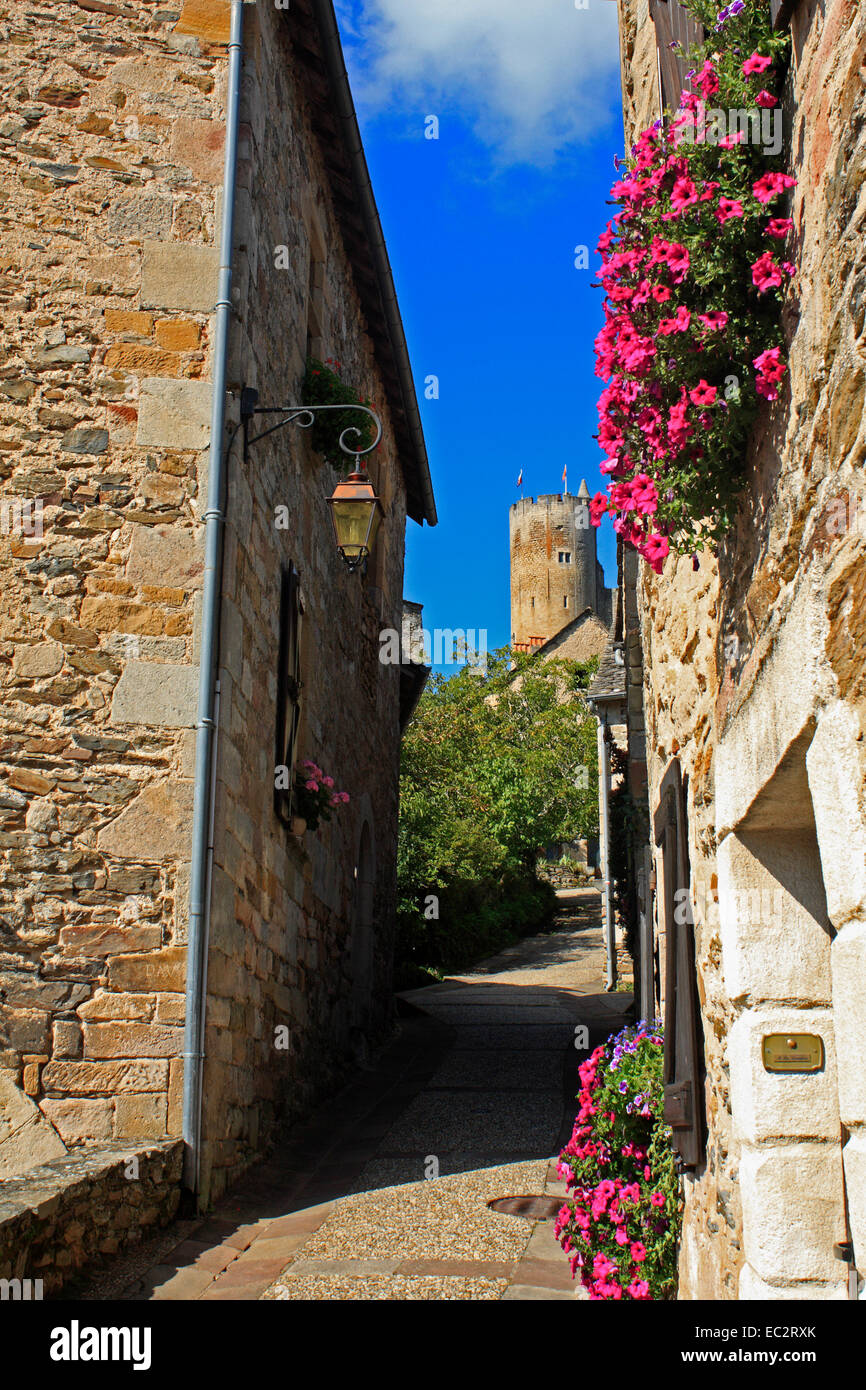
[66,889,633,1302]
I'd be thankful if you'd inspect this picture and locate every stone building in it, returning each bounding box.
[509,485,614,654]
[610,0,866,1300]
[0,0,435,1262]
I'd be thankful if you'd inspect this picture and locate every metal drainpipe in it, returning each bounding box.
[182,0,243,1201]
[598,713,616,990]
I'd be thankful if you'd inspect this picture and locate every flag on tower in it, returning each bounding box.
[562,464,568,494]
[516,469,523,489]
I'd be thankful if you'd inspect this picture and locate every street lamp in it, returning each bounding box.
[327,468,384,573]
[240,386,385,573]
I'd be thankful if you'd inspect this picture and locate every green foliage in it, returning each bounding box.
[396,648,599,974]
[302,357,377,466]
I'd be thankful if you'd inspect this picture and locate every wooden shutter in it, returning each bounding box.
[274,565,303,826]
[654,758,705,1170]
[649,0,705,114]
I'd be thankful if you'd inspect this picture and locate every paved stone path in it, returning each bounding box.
[66,889,633,1302]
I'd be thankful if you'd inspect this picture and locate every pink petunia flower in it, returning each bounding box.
[753,171,797,205]
[742,51,773,76]
[696,60,719,99]
[765,216,794,238]
[631,1242,648,1262]
[670,175,698,212]
[698,310,729,331]
[658,306,691,335]
[752,251,783,293]
[753,346,786,382]
[755,89,777,108]
[665,242,690,281]
[690,380,717,407]
[719,131,745,148]
[716,196,744,223]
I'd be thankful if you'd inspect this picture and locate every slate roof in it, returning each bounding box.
[587,637,627,703]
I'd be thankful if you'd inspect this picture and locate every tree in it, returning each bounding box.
[396,648,599,979]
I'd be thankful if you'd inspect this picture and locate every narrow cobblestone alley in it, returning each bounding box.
[65,889,632,1302]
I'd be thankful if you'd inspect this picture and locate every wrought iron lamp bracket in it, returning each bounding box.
[239,386,382,463]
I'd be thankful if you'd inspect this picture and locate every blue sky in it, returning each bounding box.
[335,0,625,662]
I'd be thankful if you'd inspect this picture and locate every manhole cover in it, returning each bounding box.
[487,1195,563,1221]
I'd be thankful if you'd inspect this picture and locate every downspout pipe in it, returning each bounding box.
[182,0,244,1200]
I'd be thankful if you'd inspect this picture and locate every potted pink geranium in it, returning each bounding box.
[292,759,350,834]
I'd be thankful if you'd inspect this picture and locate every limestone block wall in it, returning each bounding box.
[616,0,866,1299]
[0,0,410,1204]
[197,0,407,1202]
[0,0,223,1164]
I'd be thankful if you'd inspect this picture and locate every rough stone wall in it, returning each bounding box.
[616,0,866,1299]
[0,1139,182,1295]
[537,612,611,664]
[510,493,612,646]
[0,0,222,1167]
[0,0,409,1205]
[199,0,407,1202]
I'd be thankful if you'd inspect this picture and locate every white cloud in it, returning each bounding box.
[337,0,622,166]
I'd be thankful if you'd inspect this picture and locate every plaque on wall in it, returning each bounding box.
[761,1033,825,1073]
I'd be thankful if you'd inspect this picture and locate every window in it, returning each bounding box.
[531,596,535,609]
[274,564,303,826]
[649,0,705,116]
[558,551,571,564]
[563,596,569,608]
[654,758,705,1171]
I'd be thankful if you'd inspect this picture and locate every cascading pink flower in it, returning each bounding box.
[670,176,698,213]
[716,196,744,223]
[696,60,719,99]
[743,51,773,76]
[753,171,797,204]
[752,251,783,293]
[689,380,717,407]
[765,216,793,238]
[658,306,691,335]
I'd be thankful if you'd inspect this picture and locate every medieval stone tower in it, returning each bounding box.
[509,483,614,650]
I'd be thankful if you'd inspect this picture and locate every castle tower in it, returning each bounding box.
[509,482,613,650]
